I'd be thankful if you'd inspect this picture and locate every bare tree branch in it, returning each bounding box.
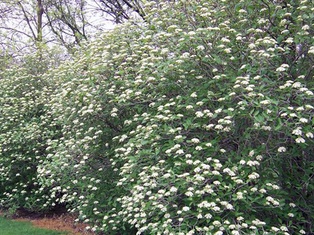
[17,1,37,40]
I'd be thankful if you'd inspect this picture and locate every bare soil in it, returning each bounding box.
[1,210,96,235]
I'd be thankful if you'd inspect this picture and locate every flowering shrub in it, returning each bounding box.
[0,54,61,212]
[0,0,313,234]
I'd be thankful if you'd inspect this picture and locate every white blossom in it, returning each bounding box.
[296,137,305,143]
[277,147,286,152]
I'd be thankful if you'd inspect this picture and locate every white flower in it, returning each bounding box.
[169,186,177,193]
[181,52,190,58]
[260,100,270,105]
[214,163,222,169]
[236,192,243,199]
[190,92,197,98]
[173,144,181,149]
[194,167,201,173]
[197,45,205,51]
[285,37,293,43]
[215,108,222,113]
[182,206,190,211]
[224,48,232,53]
[296,137,305,143]
[292,128,302,136]
[247,160,259,166]
[229,225,236,230]
[195,146,203,151]
[248,172,259,179]
[292,82,301,88]
[213,221,221,226]
[271,227,280,232]
[306,132,314,138]
[276,67,286,72]
[302,25,310,30]
[165,149,172,154]
[259,188,267,193]
[212,170,220,175]
[191,138,200,143]
[195,111,204,117]
[277,146,286,152]
[266,196,274,202]
[289,203,296,207]
[280,226,288,232]
[185,191,193,197]
[176,149,184,155]
[213,181,221,185]
[175,135,183,140]
[299,118,308,123]
[276,64,289,72]
[242,223,248,228]
[226,204,234,210]
[186,159,193,164]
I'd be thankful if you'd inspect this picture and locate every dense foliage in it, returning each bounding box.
[0,0,313,234]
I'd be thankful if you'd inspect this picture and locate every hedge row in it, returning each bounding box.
[0,0,313,234]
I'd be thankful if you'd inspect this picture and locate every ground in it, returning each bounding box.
[1,209,96,235]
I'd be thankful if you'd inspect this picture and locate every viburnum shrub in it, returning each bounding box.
[0,0,313,234]
[0,53,61,213]
[41,0,313,234]
[96,0,311,234]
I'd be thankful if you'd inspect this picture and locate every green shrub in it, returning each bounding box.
[1,0,313,234]
[0,54,61,212]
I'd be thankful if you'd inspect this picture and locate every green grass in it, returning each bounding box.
[0,216,67,235]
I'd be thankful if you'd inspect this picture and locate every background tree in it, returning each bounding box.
[0,0,93,57]
[44,0,90,51]
[0,0,149,57]
[92,0,146,23]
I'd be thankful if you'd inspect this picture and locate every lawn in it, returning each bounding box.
[0,216,67,235]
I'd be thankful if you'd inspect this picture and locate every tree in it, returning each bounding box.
[44,0,90,51]
[0,0,150,57]
[92,0,146,23]
[0,0,43,55]
[0,0,92,56]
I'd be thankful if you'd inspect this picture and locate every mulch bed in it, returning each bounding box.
[0,209,96,235]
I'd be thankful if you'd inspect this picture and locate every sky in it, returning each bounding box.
[0,0,116,56]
